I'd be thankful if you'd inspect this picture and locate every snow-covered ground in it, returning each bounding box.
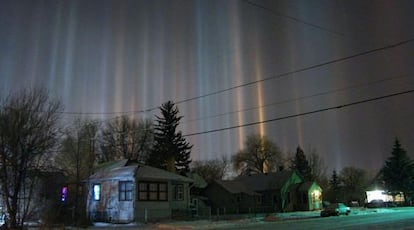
[89,207,399,229]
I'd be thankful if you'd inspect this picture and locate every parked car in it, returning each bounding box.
[366,199,384,208]
[320,203,351,217]
[366,199,397,208]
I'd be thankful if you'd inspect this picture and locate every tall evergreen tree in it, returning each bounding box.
[147,101,192,175]
[381,138,413,203]
[290,146,312,181]
[329,170,341,202]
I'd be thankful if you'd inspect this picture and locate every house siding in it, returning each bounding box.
[204,182,261,214]
[87,178,135,223]
[86,162,193,223]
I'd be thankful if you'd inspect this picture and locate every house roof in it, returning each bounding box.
[215,180,260,196]
[297,181,320,192]
[136,164,193,183]
[186,172,208,188]
[89,164,137,181]
[234,171,298,191]
[88,160,193,183]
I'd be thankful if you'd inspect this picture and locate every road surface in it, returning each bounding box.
[90,207,414,229]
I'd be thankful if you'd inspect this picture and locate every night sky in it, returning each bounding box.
[1,0,413,172]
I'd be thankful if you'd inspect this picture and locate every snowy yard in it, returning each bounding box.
[89,207,400,229]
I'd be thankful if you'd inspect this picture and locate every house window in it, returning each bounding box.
[174,184,184,200]
[256,196,262,204]
[93,184,101,201]
[138,182,168,201]
[119,181,133,201]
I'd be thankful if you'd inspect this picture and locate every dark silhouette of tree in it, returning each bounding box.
[0,89,62,229]
[232,134,282,175]
[340,166,368,204]
[328,170,341,202]
[147,101,192,175]
[191,157,228,183]
[56,118,99,225]
[381,138,413,204]
[290,146,312,181]
[308,148,328,187]
[99,116,153,163]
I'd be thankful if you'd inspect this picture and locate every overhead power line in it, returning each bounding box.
[38,37,414,116]
[242,0,344,36]
[183,73,413,124]
[183,89,414,137]
[175,38,414,107]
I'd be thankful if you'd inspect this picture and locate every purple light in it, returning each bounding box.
[61,186,68,202]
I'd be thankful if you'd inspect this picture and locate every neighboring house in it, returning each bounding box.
[0,170,67,223]
[365,188,405,204]
[86,160,193,223]
[204,180,262,214]
[185,173,209,214]
[291,181,322,211]
[204,171,322,213]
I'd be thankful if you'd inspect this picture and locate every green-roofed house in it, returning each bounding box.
[86,159,193,223]
[204,171,322,213]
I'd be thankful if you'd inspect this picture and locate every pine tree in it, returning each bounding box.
[147,101,192,175]
[290,146,312,181]
[329,170,341,202]
[381,138,413,203]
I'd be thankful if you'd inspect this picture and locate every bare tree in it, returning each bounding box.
[307,148,328,184]
[0,89,62,229]
[232,134,282,175]
[340,166,368,204]
[99,116,153,163]
[55,118,99,224]
[191,156,228,183]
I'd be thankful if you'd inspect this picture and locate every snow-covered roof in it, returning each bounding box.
[88,160,193,183]
[89,164,137,181]
[136,165,193,183]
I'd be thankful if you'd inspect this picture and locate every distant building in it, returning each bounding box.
[204,171,322,214]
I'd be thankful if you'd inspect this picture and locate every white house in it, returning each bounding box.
[86,160,193,223]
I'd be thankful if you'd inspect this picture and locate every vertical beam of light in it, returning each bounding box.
[48,1,63,98]
[230,2,245,151]
[26,2,43,87]
[113,2,126,115]
[195,1,210,158]
[157,9,166,108]
[62,1,78,112]
[98,3,112,120]
[138,11,150,118]
[292,75,304,148]
[252,31,266,137]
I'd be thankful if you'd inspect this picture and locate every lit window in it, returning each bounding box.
[119,181,133,201]
[93,184,101,201]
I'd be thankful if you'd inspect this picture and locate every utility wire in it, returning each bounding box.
[17,38,414,116]
[183,73,413,124]
[242,0,345,36]
[183,88,414,137]
[102,37,414,117]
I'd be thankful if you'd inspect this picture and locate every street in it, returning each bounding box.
[88,207,414,230]
[223,207,414,230]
